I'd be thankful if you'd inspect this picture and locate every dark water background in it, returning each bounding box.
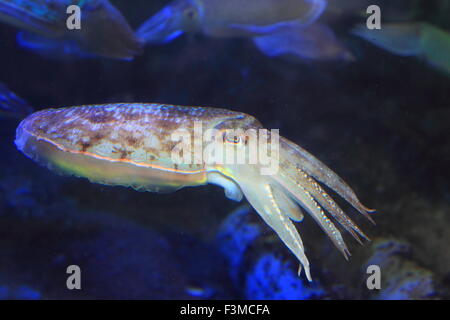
[0,0,449,299]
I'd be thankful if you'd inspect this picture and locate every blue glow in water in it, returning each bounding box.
[246,254,325,300]
[0,286,9,299]
[162,30,184,43]
[217,205,262,279]
[14,286,41,300]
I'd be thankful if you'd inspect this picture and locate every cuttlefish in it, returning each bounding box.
[15,103,374,280]
[137,0,354,62]
[0,0,142,59]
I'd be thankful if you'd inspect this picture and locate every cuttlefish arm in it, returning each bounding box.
[214,162,311,278]
[279,136,376,223]
[239,173,312,281]
[212,128,374,281]
[226,0,327,36]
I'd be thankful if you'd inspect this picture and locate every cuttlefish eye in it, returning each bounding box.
[223,131,243,145]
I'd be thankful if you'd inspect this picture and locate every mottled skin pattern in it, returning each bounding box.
[0,0,142,59]
[16,103,375,281]
[17,103,261,171]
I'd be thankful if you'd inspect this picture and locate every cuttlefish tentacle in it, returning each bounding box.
[271,183,304,222]
[272,172,351,260]
[232,167,311,280]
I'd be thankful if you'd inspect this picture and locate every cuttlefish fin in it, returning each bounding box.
[16,32,95,59]
[238,177,312,281]
[229,0,327,36]
[208,171,244,202]
[229,21,294,35]
[271,184,304,222]
[253,23,355,61]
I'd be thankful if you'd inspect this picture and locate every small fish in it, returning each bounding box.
[352,22,450,75]
[136,0,351,61]
[0,0,142,60]
[0,83,33,119]
[15,103,375,281]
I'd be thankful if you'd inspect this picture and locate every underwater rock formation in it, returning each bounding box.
[0,198,194,299]
[365,238,436,300]
[217,205,326,299]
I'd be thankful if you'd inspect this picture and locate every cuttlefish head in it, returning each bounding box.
[205,113,375,281]
[202,114,316,279]
[136,0,202,44]
[201,112,264,202]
